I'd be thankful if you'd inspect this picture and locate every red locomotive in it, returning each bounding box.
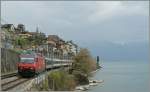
[17,51,72,77]
[18,53,45,76]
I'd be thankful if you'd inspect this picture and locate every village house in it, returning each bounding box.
[14,24,31,38]
[45,35,66,58]
[64,41,78,56]
[18,33,32,38]
[1,23,78,60]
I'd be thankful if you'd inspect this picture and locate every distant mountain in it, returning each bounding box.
[88,41,149,61]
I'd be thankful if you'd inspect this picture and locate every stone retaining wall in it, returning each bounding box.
[1,48,20,74]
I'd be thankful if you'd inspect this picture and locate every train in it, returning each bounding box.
[17,53,72,77]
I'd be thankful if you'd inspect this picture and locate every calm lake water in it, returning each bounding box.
[89,61,150,92]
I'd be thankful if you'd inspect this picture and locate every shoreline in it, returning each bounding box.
[75,68,103,91]
[91,68,101,74]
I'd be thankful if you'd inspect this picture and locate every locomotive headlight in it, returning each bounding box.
[30,67,34,70]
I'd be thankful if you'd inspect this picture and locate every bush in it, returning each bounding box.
[71,48,97,84]
[72,48,97,75]
[41,71,76,91]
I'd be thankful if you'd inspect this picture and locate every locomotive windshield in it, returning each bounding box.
[20,58,34,63]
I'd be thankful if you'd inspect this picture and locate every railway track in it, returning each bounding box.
[1,72,31,91]
[1,72,18,80]
[1,77,29,91]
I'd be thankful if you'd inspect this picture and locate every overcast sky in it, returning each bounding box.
[1,1,149,60]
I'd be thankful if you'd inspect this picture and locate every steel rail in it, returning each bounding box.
[1,72,18,80]
[2,78,28,91]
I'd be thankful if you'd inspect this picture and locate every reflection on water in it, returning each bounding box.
[89,61,150,92]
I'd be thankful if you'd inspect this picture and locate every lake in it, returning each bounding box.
[89,61,150,92]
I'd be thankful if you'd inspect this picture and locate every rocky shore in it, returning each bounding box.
[75,69,103,91]
[76,79,104,91]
